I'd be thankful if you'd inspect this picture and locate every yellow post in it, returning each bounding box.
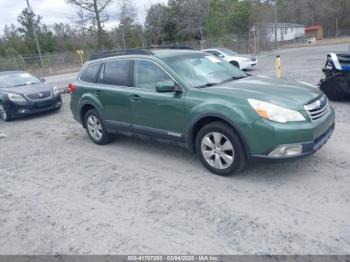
[76,50,84,66]
[80,50,85,64]
[275,55,281,79]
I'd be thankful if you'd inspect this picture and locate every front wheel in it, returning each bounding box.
[230,61,240,69]
[84,109,112,145]
[196,121,246,176]
[0,102,10,121]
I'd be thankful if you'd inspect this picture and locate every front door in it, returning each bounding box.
[130,59,186,140]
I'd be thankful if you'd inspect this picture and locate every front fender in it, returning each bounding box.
[188,99,257,126]
[0,90,10,101]
[186,100,258,155]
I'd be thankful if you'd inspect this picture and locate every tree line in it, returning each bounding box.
[1,0,350,58]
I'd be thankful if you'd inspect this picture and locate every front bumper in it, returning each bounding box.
[250,59,258,68]
[251,123,334,160]
[241,59,257,69]
[6,95,62,118]
[248,106,335,160]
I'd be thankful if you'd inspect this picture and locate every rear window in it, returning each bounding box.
[81,63,101,83]
[102,60,130,86]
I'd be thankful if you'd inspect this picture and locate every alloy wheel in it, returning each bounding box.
[0,104,7,120]
[87,115,103,141]
[201,132,234,169]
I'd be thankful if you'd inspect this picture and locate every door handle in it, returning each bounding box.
[95,90,103,96]
[129,94,142,102]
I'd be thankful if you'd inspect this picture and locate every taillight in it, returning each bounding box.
[69,83,76,93]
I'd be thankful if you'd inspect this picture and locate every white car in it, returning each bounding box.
[202,48,257,70]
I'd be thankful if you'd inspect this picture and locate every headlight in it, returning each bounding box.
[8,93,26,102]
[248,98,305,123]
[52,86,60,96]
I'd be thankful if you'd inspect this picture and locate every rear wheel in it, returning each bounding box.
[84,109,112,145]
[196,121,246,176]
[0,102,10,122]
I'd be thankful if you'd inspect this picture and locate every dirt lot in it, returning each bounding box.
[0,44,349,255]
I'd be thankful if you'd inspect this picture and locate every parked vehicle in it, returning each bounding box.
[70,49,335,176]
[319,52,350,100]
[202,48,257,70]
[0,71,62,121]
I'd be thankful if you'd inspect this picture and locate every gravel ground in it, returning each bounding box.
[0,44,349,255]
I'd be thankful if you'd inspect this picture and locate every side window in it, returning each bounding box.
[134,60,172,90]
[102,60,130,86]
[207,50,221,57]
[97,63,105,83]
[80,63,101,83]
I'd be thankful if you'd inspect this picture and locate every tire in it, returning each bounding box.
[319,74,350,101]
[0,102,11,122]
[230,61,240,69]
[196,121,246,176]
[53,104,62,111]
[84,109,112,145]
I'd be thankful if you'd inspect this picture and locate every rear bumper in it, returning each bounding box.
[7,95,62,118]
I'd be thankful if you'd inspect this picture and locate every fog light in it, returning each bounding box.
[268,144,303,157]
[18,109,28,114]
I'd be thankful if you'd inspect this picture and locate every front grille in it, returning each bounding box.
[24,90,52,100]
[304,95,329,121]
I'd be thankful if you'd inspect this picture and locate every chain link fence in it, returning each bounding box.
[0,34,349,76]
[0,51,83,76]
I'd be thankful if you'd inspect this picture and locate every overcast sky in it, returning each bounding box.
[0,0,166,30]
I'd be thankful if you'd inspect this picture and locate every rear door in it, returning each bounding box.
[96,59,133,130]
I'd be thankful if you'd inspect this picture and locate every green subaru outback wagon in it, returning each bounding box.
[70,49,335,176]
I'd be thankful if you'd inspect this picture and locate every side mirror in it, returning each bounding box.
[156,80,178,93]
[40,78,46,82]
[218,54,224,58]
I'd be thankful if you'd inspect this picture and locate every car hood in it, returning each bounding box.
[0,82,53,95]
[204,75,323,110]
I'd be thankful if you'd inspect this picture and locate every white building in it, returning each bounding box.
[253,23,305,42]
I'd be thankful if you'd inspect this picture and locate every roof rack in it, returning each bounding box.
[88,48,154,61]
[145,45,194,50]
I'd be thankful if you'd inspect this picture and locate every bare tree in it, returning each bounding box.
[117,0,137,49]
[174,0,210,44]
[67,0,112,48]
[145,3,168,45]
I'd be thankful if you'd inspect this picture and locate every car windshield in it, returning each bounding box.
[0,72,41,88]
[218,48,238,56]
[163,52,247,88]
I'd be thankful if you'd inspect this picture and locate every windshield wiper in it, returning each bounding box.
[12,84,27,87]
[12,82,36,87]
[195,75,248,88]
[195,82,219,88]
[221,76,247,84]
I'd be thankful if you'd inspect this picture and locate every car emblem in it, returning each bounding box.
[315,100,321,109]
[39,92,43,97]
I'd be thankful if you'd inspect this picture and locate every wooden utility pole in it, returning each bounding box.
[336,18,339,39]
[26,0,43,68]
[274,0,278,44]
[121,24,126,49]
